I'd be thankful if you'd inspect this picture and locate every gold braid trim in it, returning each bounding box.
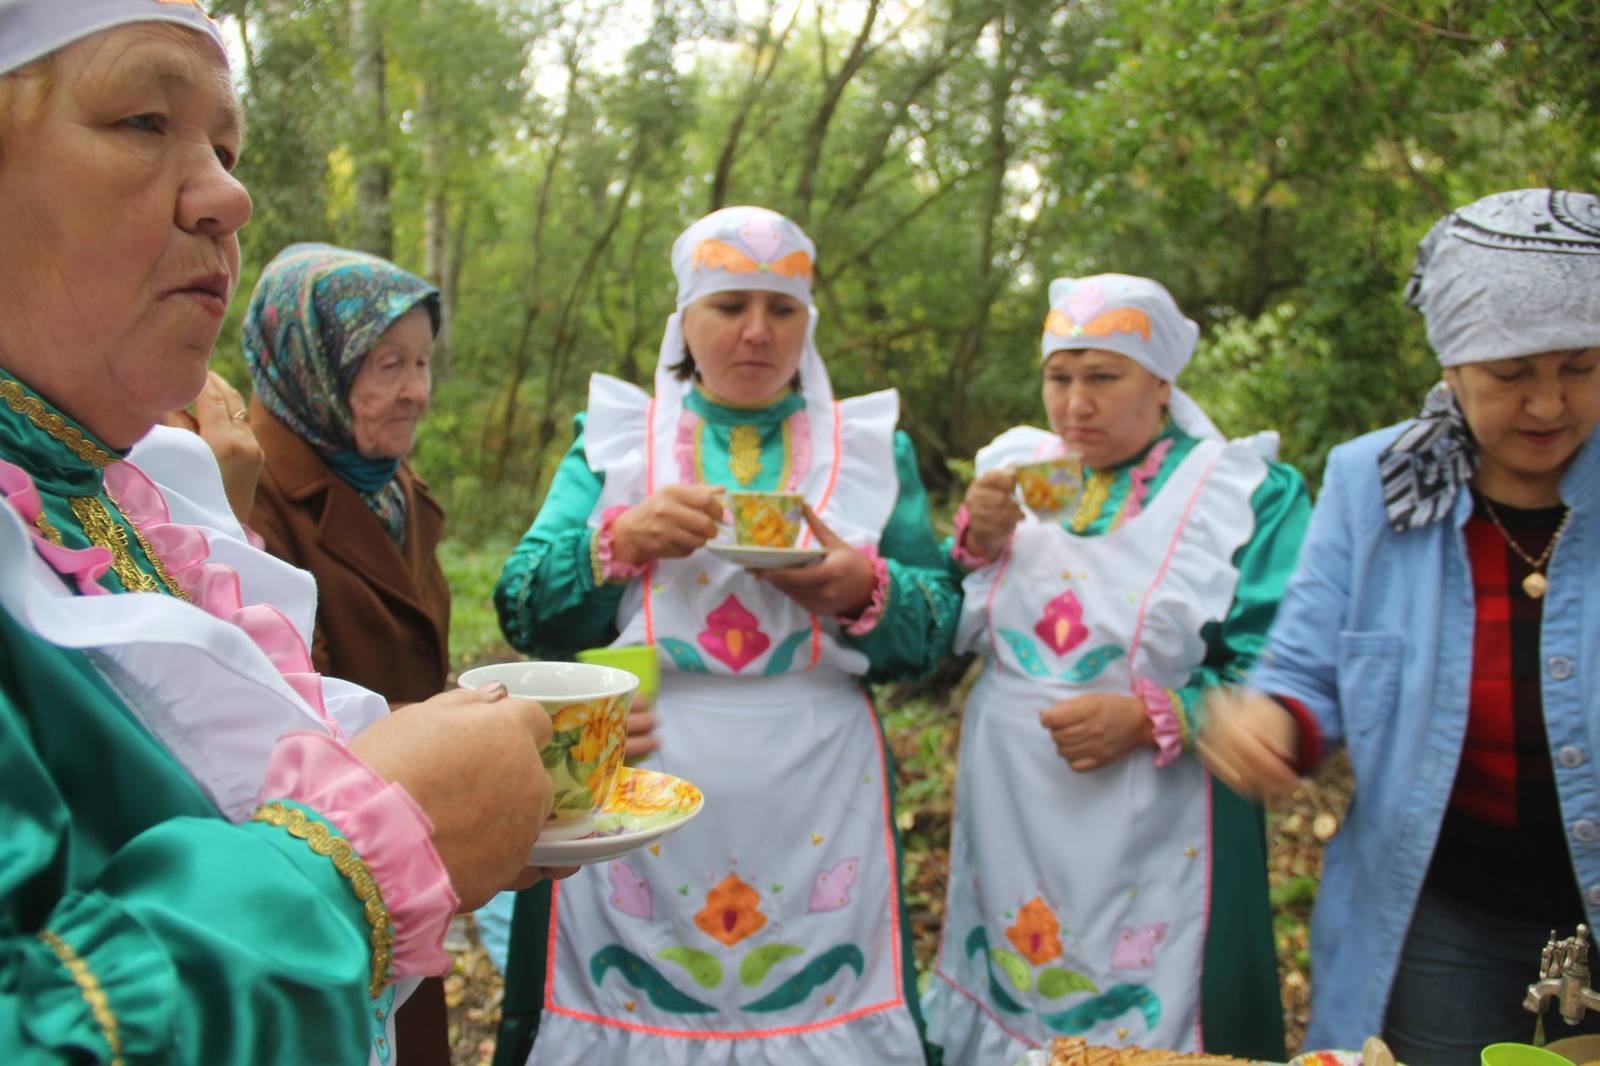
[0,379,116,469]
[33,509,64,545]
[728,424,763,486]
[37,929,125,1066]
[69,497,159,594]
[64,496,189,600]
[121,506,189,601]
[1068,470,1116,533]
[251,803,394,998]
[588,526,609,587]
[775,417,794,492]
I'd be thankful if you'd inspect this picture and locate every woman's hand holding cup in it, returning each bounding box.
[609,484,726,567]
[761,504,878,617]
[961,470,1024,563]
[348,685,555,911]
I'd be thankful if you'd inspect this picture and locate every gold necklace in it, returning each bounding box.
[1480,495,1571,599]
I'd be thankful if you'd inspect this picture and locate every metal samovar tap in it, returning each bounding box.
[1525,925,1600,1026]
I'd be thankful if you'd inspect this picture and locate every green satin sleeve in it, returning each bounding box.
[493,413,628,659]
[843,431,963,683]
[1170,459,1312,744]
[0,614,376,1065]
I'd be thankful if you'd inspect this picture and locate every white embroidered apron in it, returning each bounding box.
[528,379,925,1065]
[925,436,1266,1065]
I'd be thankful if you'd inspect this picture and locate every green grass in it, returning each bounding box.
[438,535,519,673]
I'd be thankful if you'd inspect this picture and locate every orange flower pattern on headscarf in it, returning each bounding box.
[691,239,813,279]
[695,874,767,947]
[1044,306,1153,341]
[1006,897,1063,966]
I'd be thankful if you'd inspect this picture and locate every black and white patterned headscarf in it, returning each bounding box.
[1380,189,1600,533]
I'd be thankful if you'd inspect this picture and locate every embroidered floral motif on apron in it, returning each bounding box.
[926,438,1266,1064]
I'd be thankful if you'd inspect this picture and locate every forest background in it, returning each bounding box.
[212,0,1599,1057]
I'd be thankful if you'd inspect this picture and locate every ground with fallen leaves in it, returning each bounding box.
[442,670,1353,1065]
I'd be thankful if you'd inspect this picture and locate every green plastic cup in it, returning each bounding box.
[576,645,659,700]
[1482,1044,1573,1066]
[577,646,660,768]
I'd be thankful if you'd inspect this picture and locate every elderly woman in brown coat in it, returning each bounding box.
[243,243,455,1063]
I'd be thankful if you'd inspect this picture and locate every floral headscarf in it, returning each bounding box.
[242,243,439,543]
[1380,189,1600,533]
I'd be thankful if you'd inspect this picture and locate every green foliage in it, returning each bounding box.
[227,0,1598,519]
[437,535,516,670]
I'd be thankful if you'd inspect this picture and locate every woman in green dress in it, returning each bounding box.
[492,205,960,1065]
[0,5,556,1061]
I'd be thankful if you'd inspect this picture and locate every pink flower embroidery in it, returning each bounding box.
[738,216,784,263]
[1034,589,1089,657]
[1064,282,1107,325]
[698,594,770,672]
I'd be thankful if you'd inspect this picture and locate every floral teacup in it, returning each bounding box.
[458,661,639,840]
[729,491,805,548]
[1013,458,1084,519]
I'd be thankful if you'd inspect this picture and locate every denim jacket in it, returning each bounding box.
[1251,422,1600,1049]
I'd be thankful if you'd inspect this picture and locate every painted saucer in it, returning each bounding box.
[528,766,704,866]
[705,542,825,570]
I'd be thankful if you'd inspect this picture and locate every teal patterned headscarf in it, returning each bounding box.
[243,244,439,544]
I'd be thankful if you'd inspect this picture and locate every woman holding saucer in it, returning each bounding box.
[922,274,1309,1063]
[0,3,559,1061]
[492,205,960,1065]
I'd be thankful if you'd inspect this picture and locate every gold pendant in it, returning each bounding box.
[1523,571,1548,599]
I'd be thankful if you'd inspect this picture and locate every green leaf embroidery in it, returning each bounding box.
[998,629,1052,677]
[738,944,805,987]
[589,945,717,1014]
[1038,967,1099,999]
[964,926,1026,1015]
[656,947,724,990]
[658,638,709,674]
[1061,644,1125,683]
[1038,983,1160,1035]
[762,628,814,676]
[741,944,865,1012]
[990,948,1032,992]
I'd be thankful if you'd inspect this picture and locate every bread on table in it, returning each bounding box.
[1047,1036,1256,1066]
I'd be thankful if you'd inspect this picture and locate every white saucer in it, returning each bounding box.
[705,542,825,570]
[529,767,704,867]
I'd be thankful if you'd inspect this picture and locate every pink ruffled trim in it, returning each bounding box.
[260,731,458,979]
[949,503,1004,570]
[839,544,890,636]
[0,459,115,595]
[785,407,812,492]
[102,460,345,740]
[593,504,647,584]
[1133,674,1183,769]
[1115,437,1173,528]
[673,409,702,485]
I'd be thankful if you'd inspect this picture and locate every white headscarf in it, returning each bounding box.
[653,205,834,423]
[0,0,227,76]
[1041,273,1221,440]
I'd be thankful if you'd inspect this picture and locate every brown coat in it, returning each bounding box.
[247,396,451,707]
[247,398,454,1065]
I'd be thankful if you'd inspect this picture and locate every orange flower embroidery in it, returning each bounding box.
[1006,897,1063,966]
[695,874,767,947]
